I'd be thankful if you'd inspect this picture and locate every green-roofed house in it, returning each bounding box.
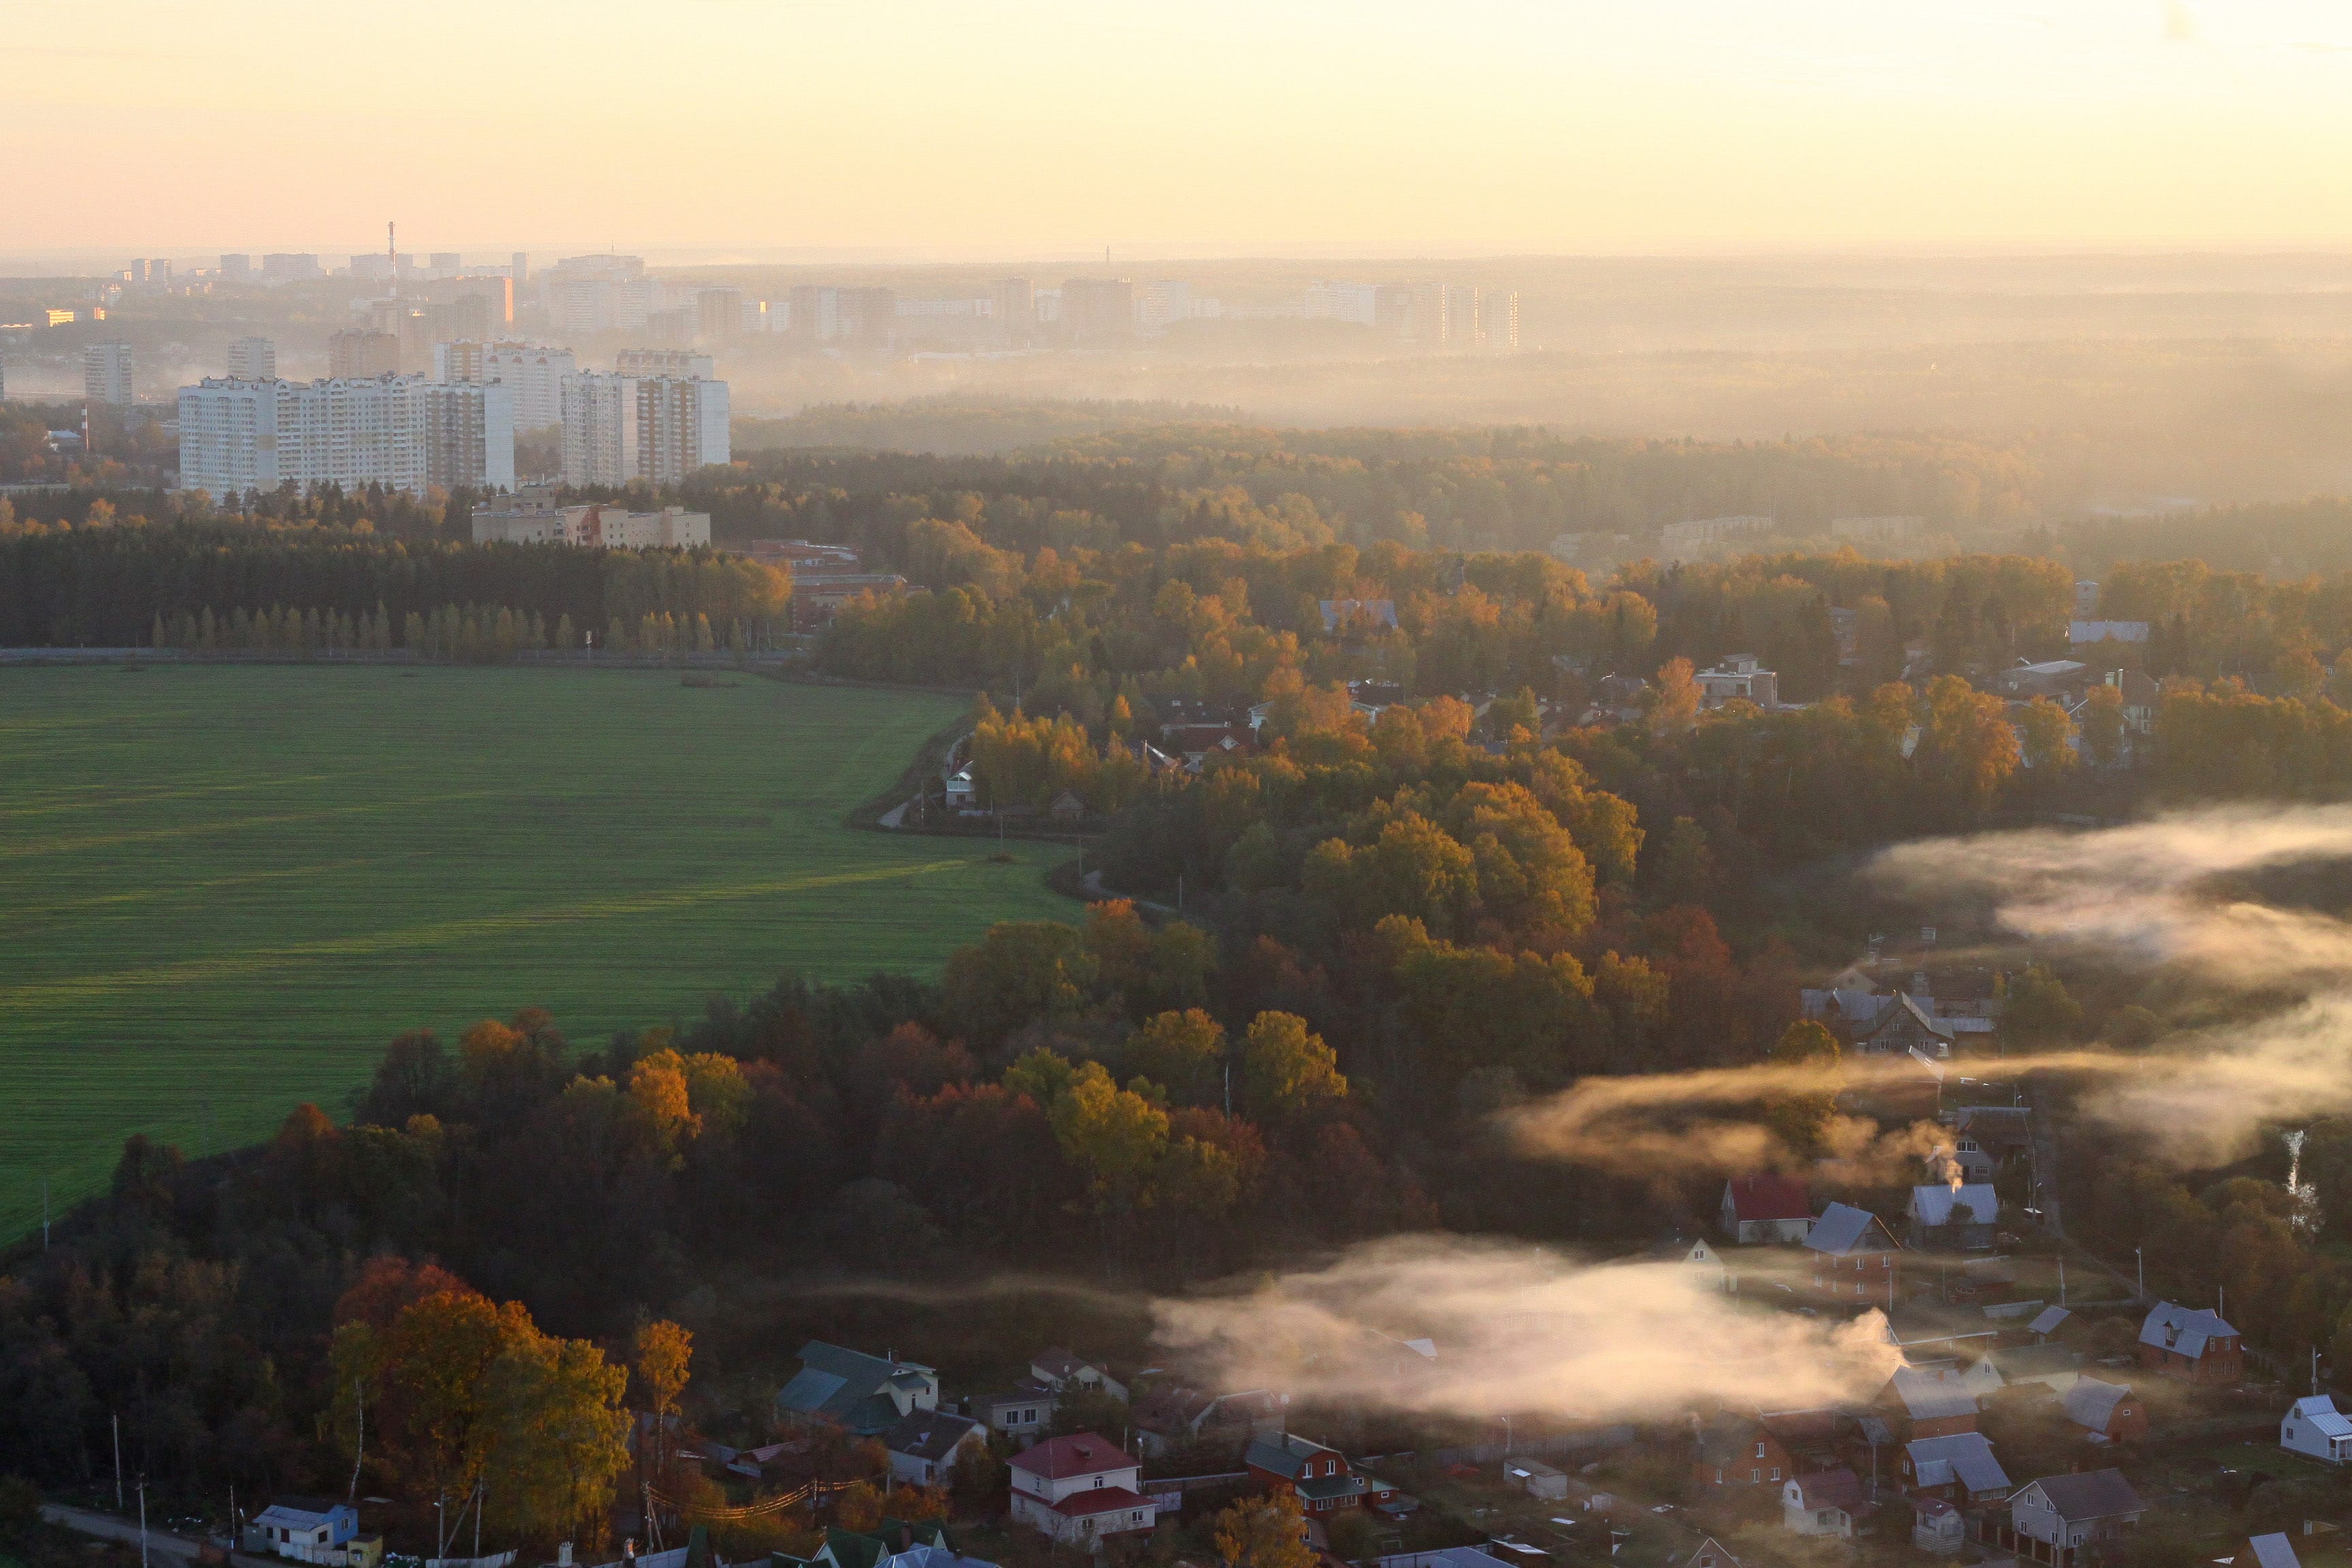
[775,1341,941,1437]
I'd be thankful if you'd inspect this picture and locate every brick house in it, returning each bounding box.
[1875,1367,1980,1442]
[1245,1433,1400,1517]
[1693,1412,1797,1491]
[2063,1379,2148,1444]
[1803,1203,1902,1306]
[2137,1303,2243,1386]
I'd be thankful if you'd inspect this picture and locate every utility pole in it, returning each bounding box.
[2135,1247,2144,1300]
[42,1177,49,1250]
[113,1413,123,1507]
[2058,1255,2066,1307]
[137,1476,148,1568]
[348,1379,365,1503]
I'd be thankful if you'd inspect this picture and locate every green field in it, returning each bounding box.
[0,664,1072,1242]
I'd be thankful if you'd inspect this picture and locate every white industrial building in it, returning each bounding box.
[559,372,729,487]
[178,375,514,499]
[470,493,710,550]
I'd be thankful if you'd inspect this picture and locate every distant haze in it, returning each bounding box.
[9,1,2352,251]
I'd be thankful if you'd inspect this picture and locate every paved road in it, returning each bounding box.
[41,1503,206,1562]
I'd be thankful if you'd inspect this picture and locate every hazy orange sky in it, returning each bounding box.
[7,0,2351,257]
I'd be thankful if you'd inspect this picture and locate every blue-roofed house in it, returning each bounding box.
[777,1341,941,1436]
[1803,1203,1901,1305]
[2137,1302,2244,1386]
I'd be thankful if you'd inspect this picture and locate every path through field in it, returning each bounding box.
[0,664,1071,1241]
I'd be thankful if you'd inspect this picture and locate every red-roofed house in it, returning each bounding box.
[1720,1177,1813,1244]
[1008,1433,1158,1546]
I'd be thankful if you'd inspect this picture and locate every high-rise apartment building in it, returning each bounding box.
[226,337,277,378]
[328,330,403,379]
[1305,282,1379,325]
[126,259,172,286]
[1136,280,1192,331]
[1060,278,1134,346]
[786,286,897,348]
[178,375,514,499]
[219,255,253,282]
[545,255,651,335]
[84,343,136,404]
[559,373,730,487]
[261,253,322,284]
[434,341,576,429]
[1439,285,1482,350]
[692,288,746,340]
[1477,291,1520,353]
[510,252,529,287]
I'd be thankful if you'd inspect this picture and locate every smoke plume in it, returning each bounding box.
[1152,1234,1901,1422]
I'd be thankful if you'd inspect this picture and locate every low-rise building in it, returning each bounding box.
[1907,1182,2000,1250]
[884,1409,987,1488]
[1802,1203,1902,1305]
[2281,1394,2352,1463]
[1780,1469,1864,1538]
[1720,1175,1813,1244]
[244,1498,377,1568]
[1897,1432,2010,1505]
[1912,1497,1965,1555]
[776,1341,940,1436]
[470,493,710,549]
[2138,1302,2243,1385]
[1008,1433,1156,1545]
[1246,1432,1401,1516]
[1131,1385,1284,1457]
[2006,1469,2146,1561]
[1877,1366,1981,1441]
[1695,655,1778,711]
[2065,1379,2148,1444]
[972,1384,1054,1441]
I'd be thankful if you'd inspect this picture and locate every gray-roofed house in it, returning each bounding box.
[975,1384,1055,1441]
[2138,1301,2244,1385]
[2007,1469,2146,1559]
[1245,1432,1401,1516]
[2063,1379,2147,1443]
[885,1408,988,1487]
[1899,1432,2012,1504]
[246,1499,374,1567]
[2028,1305,2074,1342]
[1878,1366,1982,1440]
[1855,992,1957,1060]
[1907,1182,2001,1251]
[1913,1497,1965,1556]
[777,1341,941,1436]
[1803,1203,1902,1305]
[1031,1348,1128,1403]
[2243,1535,2303,1568]
[2281,1394,2352,1463]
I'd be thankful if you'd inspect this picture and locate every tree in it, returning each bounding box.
[1918,675,2021,808]
[2080,683,2127,767]
[2004,964,2082,1047]
[630,1318,693,1494]
[1213,1492,1315,1568]
[1650,657,1700,734]
[1241,1012,1348,1119]
[2016,696,2078,775]
[1125,1009,1227,1106]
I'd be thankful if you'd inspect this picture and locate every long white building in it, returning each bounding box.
[559,372,729,487]
[178,375,514,499]
[471,493,710,549]
[434,340,576,429]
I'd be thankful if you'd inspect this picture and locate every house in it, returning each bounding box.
[1697,655,1779,711]
[1500,1458,1566,1502]
[1720,1175,1813,1243]
[2241,1536,2304,1568]
[1687,1537,1741,1568]
[776,1341,941,1436]
[1007,1433,1157,1544]
[1949,1105,2034,1181]
[1047,790,1087,823]
[1877,1366,1981,1441]
[2137,1302,2244,1385]
[801,1520,990,1568]
[1855,992,1957,1060]
[1876,1304,2002,1362]
[1898,1432,2011,1504]
[885,1409,988,1487]
[1320,599,1399,636]
[1648,1235,1729,1289]
[1913,1497,1965,1555]
[2104,668,2161,735]
[246,1499,375,1568]
[1780,1469,1865,1538]
[1693,1411,1795,1491]
[1130,1385,1284,1456]
[2027,1305,2075,1343]
[1760,1407,1854,1473]
[1908,1182,2001,1250]
[2006,1469,2146,1562]
[1991,659,2091,699]
[1032,1348,1128,1402]
[943,767,977,809]
[1948,1256,2019,1305]
[1802,1203,1902,1305]
[1983,1342,2085,1395]
[2281,1394,2352,1463]
[1245,1432,1401,1516]
[2062,1379,2146,1444]
[973,1385,1055,1441]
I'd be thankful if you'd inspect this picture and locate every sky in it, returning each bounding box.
[5,0,2352,259]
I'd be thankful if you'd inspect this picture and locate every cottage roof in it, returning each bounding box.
[885,1409,981,1463]
[975,1380,1053,1413]
[1790,1469,1865,1512]
[2063,1379,2131,1431]
[1910,1183,2001,1227]
[1724,1175,1810,1224]
[1010,1433,1137,1481]
[2247,1535,2303,1568]
[2027,1305,2072,1337]
[2289,1395,2352,1437]
[1688,1538,1741,1568]
[1245,1432,1343,1481]
[779,1341,934,1431]
[1861,990,1957,1045]
[2140,1301,2238,1357]
[1954,1106,2034,1148]
[1045,1485,1149,1519]
[2028,1468,2144,1522]
[1804,1203,1893,1256]
[1889,1367,1979,1421]
[1906,1432,2010,1494]
[1032,1348,1090,1382]
[255,1500,346,1530]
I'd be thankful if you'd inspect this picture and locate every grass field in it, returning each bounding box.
[0,664,1073,1243]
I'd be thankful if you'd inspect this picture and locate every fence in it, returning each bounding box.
[423,1554,517,1568]
[1420,1428,1637,1469]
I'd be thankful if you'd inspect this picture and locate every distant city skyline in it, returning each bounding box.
[7,1,2352,253]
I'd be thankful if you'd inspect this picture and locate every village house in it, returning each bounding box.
[1031,1348,1128,1401]
[1803,1203,1903,1305]
[1908,1181,2001,1251]
[1131,1385,1284,1457]
[244,1499,376,1568]
[1688,1537,1741,1568]
[884,1409,989,1487]
[1720,1175,1813,1243]
[972,1386,1055,1441]
[1693,1411,1796,1491]
[2005,1469,2146,1565]
[1007,1433,1157,1545]
[2282,1394,2352,1463]
[796,1519,995,1568]
[2027,1305,2076,1344]
[1501,1458,1567,1502]
[1897,1431,2012,1505]
[1913,1497,1966,1555]
[1876,1366,1981,1442]
[1649,1235,1729,1289]
[2063,1379,2147,1444]
[1245,1432,1401,1516]
[2240,1536,2304,1568]
[2137,1302,2244,1385]
[776,1341,941,1437]
[1949,1105,2035,1183]
[1780,1469,1865,1538]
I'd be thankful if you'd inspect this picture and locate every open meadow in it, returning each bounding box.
[0,664,1072,1242]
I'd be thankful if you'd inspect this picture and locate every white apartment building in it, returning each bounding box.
[470,493,710,549]
[436,341,576,429]
[544,255,651,335]
[560,372,729,487]
[1136,280,1192,331]
[84,343,136,405]
[226,337,276,379]
[178,375,514,499]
